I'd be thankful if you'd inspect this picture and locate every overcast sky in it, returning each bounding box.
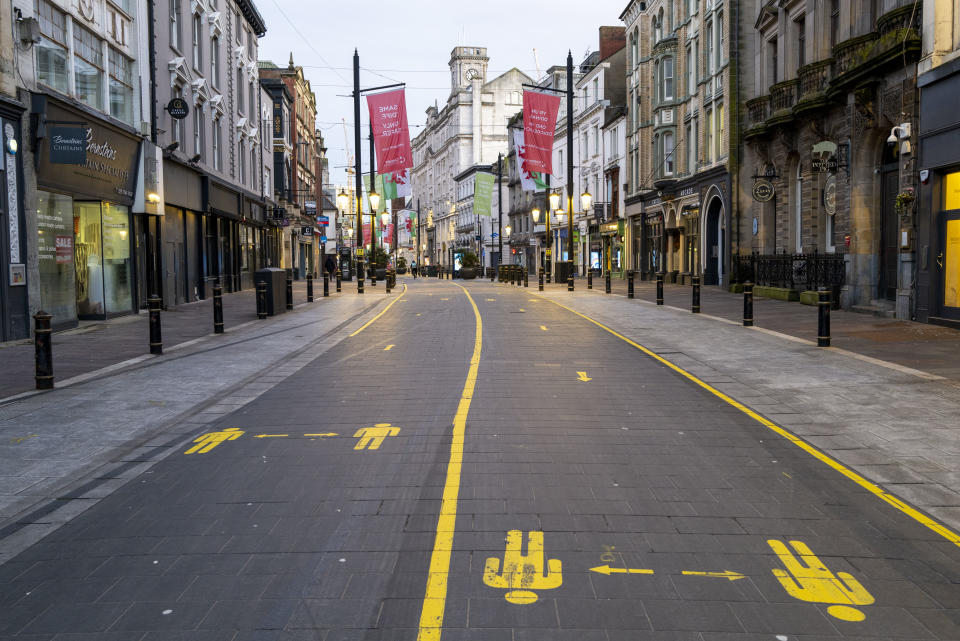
[256,0,627,187]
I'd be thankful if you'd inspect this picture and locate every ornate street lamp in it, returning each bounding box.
[580,191,593,212]
[549,191,561,211]
[369,190,380,212]
[531,208,541,223]
[337,189,349,211]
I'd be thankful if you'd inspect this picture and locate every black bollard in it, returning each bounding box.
[324,273,330,297]
[307,272,314,302]
[385,270,391,293]
[692,275,701,313]
[546,265,551,284]
[257,282,267,319]
[567,271,574,291]
[743,282,754,327]
[336,270,342,293]
[524,267,529,288]
[286,272,294,310]
[605,272,611,294]
[628,271,635,299]
[656,272,664,305]
[33,311,53,390]
[371,265,377,286]
[148,295,163,354]
[588,270,593,290]
[818,288,831,347]
[213,281,224,334]
[538,269,544,291]
[490,267,495,282]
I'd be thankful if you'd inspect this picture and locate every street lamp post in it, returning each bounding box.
[565,51,575,290]
[496,152,503,275]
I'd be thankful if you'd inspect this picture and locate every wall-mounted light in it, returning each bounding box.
[147,192,161,203]
[6,137,18,155]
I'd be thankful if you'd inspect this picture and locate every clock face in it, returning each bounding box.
[78,0,95,21]
[465,68,479,82]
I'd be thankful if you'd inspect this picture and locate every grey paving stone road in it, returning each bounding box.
[0,277,957,640]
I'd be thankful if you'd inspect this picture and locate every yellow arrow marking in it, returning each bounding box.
[519,308,526,312]
[682,570,746,581]
[384,344,395,351]
[253,434,288,439]
[303,432,338,438]
[417,313,422,316]
[540,325,548,331]
[576,371,592,382]
[589,565,654,576]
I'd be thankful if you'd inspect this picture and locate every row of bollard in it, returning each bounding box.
[35,268,345,390]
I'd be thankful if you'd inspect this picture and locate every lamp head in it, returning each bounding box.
[580,191,593,211]
[368,191,380,211]
[531,208,541,223]
[505,224,512,236]
[381,212,390,225]
[336,189,349,210]
[549,191,561,211]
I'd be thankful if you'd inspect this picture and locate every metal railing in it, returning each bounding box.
[733,252,846,303]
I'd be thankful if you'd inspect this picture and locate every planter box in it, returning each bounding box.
[729,283,744,294]
[460,267,477,279]
[754,286,800,301]
[799,290,819,306]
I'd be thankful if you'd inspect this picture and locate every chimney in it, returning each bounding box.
[598,26,626,60]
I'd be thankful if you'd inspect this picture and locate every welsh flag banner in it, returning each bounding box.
[366,89,413,174]
[383,169,411,198]
[362,222,372,246]
[474,172,495,217]
[513,129,548,192]
[522,90,561,174]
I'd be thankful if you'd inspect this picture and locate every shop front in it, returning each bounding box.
[160,159,204,306]
[206,179,242,293]
[31,94,140,328]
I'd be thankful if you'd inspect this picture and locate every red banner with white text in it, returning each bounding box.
[366,89,413,174]
[522,90,561,174]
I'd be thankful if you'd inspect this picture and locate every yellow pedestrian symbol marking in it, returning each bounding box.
[354,423,400,450]
[185,428,243,454]
[576,371,592,382]
[384,344,395,351]
[253,434,288,439]
[589,565,654,575]
[304,432,338,438]
[682,570,745,581]
[768,539,874,622]
[540,325,548,331]
[483,530,561,604]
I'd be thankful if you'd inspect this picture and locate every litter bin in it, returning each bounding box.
[255,267,287,316]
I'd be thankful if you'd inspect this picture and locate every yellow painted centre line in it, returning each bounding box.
[535,294,960,548]
[417,283,483,640]
[384,344,395,351]
[349,284,407,337]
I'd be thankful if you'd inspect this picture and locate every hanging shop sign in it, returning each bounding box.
[752,179,775,202]
[166,98,189,120]
[811,141,838,173]
[301,226,313,236]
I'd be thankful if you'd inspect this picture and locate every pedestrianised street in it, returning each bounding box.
[0,278,958,640]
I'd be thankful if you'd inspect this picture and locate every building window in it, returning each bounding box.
[716,102,724,160]
[830,0,840,48]
[769,37,778,85]
[796,14,806,69]
[794,164,803,252]
[662,56,674,101]
[705,107,714,163]
[35,0,69,93]
[193,106,203,157]
[192,13,202,69]
[251,148,258,190]
[706,20,715,75]
[237,68,244,112]
[592,77,599,104]
[170,0,182,51]
[249,82,255,119]
[663,131,674,176]
[108,48,134,124]
[171,86,183,144]
[686,122,694,174]
[655,9,663,41]
[210,36,219,86]
[212,119,221,171]
[238,140,245,183]
[686,43,695,96]
[717,11,724,68]
[73,24,105,112]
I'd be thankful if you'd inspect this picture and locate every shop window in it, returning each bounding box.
[73,24,105,112]
[684,214,700,275]
[109,48,134,125]
[36,191,77,325]
[74,202,132,317]
[35,0,69,94]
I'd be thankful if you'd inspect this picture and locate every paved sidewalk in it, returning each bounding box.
[524,282,960,531]
[0,278,355,400]
[528,275,960,381]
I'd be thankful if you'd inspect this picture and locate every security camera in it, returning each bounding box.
[886,131,898,145]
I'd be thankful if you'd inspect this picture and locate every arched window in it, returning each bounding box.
[655,9,663,41]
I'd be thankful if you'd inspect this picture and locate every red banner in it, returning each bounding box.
[366,89,413,174]
[363,222,372,246]
[522,90,561,174]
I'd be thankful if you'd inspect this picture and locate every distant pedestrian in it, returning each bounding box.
[324,254,336,275]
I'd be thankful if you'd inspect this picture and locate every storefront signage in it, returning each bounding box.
[678,187,697,198]
[305,200,317,215]
[301,226,313,236]
[49,126,87,165]
[36,100,140,206]
[752,179,775,202]
[811,141,838,173]
[823,175,837,215]
[6,123,21,264]
[812,155,838,173]
[9,263,25,286]
[55,235,73,263]
[317,216,329,225]
[166,98,189,120]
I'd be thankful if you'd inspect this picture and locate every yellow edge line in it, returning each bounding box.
[417,283,483,640]
[538,295,960,548]
[349,284,407,337]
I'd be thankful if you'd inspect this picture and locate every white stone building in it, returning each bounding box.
[410,46,531,270]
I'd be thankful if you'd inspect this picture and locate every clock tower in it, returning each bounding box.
[449,47,489,93]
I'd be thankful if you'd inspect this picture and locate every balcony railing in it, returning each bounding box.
[769,79,800,112]
[798,59,832,99]
[746,96,770,128]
